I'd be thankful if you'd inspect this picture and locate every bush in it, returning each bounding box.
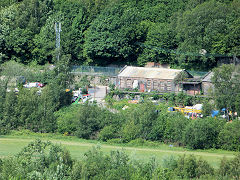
[72,147,133,180]
[162,155,178,170]
[175,155,214,179]
[184,117,224,149]
[56,105,79,135]
[163,112,190,144]
[0,139,73,179]
[74,104,102,139]
[107,138,124,144]
[202,100,214,117]
[218,120,240,151]
[195,158,214,178]
[121,101,158,141]
[98,125,118,141]
[218,154,240,180]
[127,138,160,147]
[74,104,121,139]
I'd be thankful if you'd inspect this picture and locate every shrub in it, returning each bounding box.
[218,154,240,180]
[176,155,214,179]
[195,158,214,178]
[74,147,133,180]
[74,104,120,139]
[202,100,214,117]
[127,138,160,147]
[121,120,141,142]
[125,101,158,141]
[218,120,240,151]
[176,154,198,178]
[98,125,118,141]
[0,139,73,179]
[107,138,124,144]
[162,155,178,171]
[184,117,224,149]
[74,104,102,139]
[56,105,79,135]
[152,167,177,180]
[163,112,190,144]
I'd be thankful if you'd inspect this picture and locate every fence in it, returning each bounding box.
[187,71,208,78]
[71,65,122,77]
[71,66,208,78]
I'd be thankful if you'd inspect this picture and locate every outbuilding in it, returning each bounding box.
[201,72,214,95]
[117,66,192,92]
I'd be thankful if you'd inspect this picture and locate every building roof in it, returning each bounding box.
[202,72,213,82]
[118,66,184,80]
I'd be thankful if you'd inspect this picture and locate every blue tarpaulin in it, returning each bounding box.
[211,110,219,117]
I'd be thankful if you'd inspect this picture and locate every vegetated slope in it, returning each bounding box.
[0,0,239,70]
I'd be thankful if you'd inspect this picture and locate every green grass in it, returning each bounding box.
[0,131,236,168]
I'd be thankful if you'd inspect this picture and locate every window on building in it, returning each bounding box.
[120,79,125,88]
[160,81,165,91]
[153,80,158,90]
[126,79,132,88]
[167,81,172,91]
[147,80,151,89]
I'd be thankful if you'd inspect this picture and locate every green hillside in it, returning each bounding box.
[0,0,239,70]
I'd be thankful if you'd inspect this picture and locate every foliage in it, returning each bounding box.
[163,112,190,144]
[83,1,141,65]
[56,105,79,135]
[0,139,73,180]
[218,154,240,180]
[218,120,240,151]
[202,99,215,116]
[75,75,90,90]
[211,64,240,113]
[98,125,118,141]
[184,117,224,149]
[121,101,158,142]
[1,0,239,68]
[175,155,214,179]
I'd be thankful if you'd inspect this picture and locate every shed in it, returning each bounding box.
[117,66,192,92]
[202,72,214,95]
[182,78,202,95]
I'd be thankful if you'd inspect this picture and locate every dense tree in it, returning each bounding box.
[211,64,240,113]
[0,0,239,68]
[2,90,17,131]
[184,117,224,149]
[83,2,141,65]
[0,139,73,179]
[121,101,158,141]
[218,120,240,151]
[175,0,240,69]
[137,23,176,66]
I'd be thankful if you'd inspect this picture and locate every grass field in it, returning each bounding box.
[0,132,236,168]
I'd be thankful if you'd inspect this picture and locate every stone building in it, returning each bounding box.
[202,72,214,95]
[117,66,192,92]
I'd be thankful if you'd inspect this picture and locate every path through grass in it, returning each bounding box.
[0,134,236,168]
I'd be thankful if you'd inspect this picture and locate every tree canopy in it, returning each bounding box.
[0,0,239,69]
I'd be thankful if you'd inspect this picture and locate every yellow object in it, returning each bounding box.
[172,107,202,114]
[128,100,139,104]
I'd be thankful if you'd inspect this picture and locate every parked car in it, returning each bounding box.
[23,82,45,88]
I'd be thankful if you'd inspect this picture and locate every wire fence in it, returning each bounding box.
[71,65,122,76]
[187,71,208,78]
[71,65,209,78]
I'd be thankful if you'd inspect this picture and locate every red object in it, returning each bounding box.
[83,94,91,97]
[140,84,145,92]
